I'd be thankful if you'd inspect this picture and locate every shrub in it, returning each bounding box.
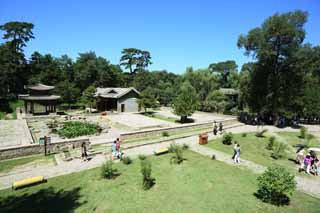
[271,142,287,159]
[266,136,276,150]
[256,166,296,205]
[168,143,179,153]
[57,121,101,138]
[242,133,247,137]
[122,156,132,165]
[300,126,307,139]
[162,131,170,137]
[255,129,268,137]
[170,144,184,164]
[211,154,216,160]
[47,119,58,129]
[138,154,147,160]
[140,159,155,190]
[222,133,233,145]
[101,160,117,179]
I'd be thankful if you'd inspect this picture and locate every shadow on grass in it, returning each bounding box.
[140,112,195,124]
[254,190,290,206]
[0,187,85,213]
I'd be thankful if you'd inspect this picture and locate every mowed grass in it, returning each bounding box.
[0,154,55,173]
[206,132,320,176]
[0,151,319,213]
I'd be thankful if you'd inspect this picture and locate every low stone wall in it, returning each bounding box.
[120,118,238,141]
[0,138,89,160]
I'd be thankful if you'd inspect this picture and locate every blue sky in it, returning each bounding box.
[1,0,319,73]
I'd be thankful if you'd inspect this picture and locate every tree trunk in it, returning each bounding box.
[181,115,187,123]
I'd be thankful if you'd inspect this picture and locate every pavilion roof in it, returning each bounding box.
[20,95,60,101]
[26,83,55,91]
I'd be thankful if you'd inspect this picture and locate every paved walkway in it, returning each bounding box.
[1,125,319,199]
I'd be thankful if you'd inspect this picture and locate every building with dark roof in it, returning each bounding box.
[95,87,140,112]
[19,83,60,115]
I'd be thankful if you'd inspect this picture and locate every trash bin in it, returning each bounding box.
[199,133,208,145]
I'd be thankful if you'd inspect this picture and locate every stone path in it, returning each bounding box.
[0,125,319,199]
[0,120,33,148]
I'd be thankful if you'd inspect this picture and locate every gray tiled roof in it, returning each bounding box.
[27,83,55,91]
[95,87,140,98]
[20,95,61,100]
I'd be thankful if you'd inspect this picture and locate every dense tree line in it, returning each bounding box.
[238,10,320,124]
[1,10,319,124]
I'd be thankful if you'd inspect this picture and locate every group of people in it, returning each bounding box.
[296,148,320,175]
[112,138,123,160]
[232,141,241,163]
[213,121,223,136]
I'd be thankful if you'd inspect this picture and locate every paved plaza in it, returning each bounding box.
[154,107,235,123]
[0,120,33,148]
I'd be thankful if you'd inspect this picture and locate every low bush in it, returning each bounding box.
[242,133,247,137]
[140,159,155,190]
[222,133,233,145]
[211,154,216,160]
[101,160,118,179]
[256,166,296,205]
[57,121,101,138]
[266,136,276,150]
[168,143,179,153]
[162,131,170,137]
[170,144,184,164]
[255,129,268,137]
[122,156,132,165]
[138,154,147,160]
[271,142,287,159]
[299,126,307,139]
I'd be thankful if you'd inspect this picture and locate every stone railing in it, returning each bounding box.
[0,138,89,160]
[120,118,238,141]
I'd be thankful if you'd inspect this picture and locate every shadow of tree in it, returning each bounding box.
[0,187,85,213]
[254,190,290,206]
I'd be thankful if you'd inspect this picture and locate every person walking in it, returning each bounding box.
[304,154,313,174]
[219,122,223,134]
[116,138,122,160]
[234,144,241,163]
[81,142,88,162]
[232,141,238,159]
[111,141,117,159]
[213,121,218,136]
[296,148,305,172]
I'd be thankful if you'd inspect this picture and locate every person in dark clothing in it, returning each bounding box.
[81,142,88,161]
[213,122,218,136]
[219,122,223,134]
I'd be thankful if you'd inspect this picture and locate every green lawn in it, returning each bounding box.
[0,151,319,213]
[144,112,178,123]
[205,132,320,176]
[0,154,55,173]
